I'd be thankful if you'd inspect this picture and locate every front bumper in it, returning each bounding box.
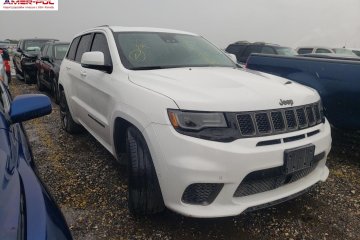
[145,120,331,218]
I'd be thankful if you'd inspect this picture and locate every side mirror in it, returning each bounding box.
[10,94,52,124]
[226,53,237,63]
[17,48,23,53]
[81,51,112,73]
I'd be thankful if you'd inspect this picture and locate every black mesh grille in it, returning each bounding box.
[237,114,255,135]
[306,106,316,126]
[285,110,297,129]
[236,102,322,137]
[271,111,285,131]
[255,113,271,133]
[182,183,223,205]
[296,108,307,127]
[313,104,321,122]
[233,151,325,197]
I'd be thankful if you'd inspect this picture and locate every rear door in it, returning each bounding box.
[60,35,82,120]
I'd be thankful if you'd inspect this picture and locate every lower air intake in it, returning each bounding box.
[182,183,223,205]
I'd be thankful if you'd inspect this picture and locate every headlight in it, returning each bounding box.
[168,109,227,131]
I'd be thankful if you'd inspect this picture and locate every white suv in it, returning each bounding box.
[59,26,331,218]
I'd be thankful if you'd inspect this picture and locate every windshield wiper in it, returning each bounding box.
[130,66,172,70]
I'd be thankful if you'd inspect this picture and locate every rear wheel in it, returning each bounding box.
[59,89,82,134]
[126,126,165,215]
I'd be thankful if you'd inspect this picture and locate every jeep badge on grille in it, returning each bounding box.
[279,99,294,106]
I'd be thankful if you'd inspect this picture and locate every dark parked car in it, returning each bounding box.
[246,53,360,130]
[13,38,57,84]
[351,49,360,57]
[0,82,72,239]
[225,41,297,63]
[0,47,11,82]
[36,41,69,103]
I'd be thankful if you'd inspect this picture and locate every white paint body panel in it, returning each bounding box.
[59,26,332,217]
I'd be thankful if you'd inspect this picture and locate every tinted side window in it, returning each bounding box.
[226,44,247,59]
[75,34,92,63]
[316,48,332,53]
[243,46,261,58]
[67,37,80,61]
[90,33,112,65]
[297,48,313,54]
[226,45,240,54]
[261,46,276,54]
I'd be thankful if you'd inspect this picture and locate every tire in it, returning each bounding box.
[36,71,45,91]
[24,70,31,84]
[14,64,23,81]
[6,72,11,84]
[59,89,82,134]
[126,126,165,215]
[52,79,60,104]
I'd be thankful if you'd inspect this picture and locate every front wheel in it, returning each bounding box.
[24,70,31,84]
[126,126,165,215]
[52,80,60,104]
[59,90,82,134]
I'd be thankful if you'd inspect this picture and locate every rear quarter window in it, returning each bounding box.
[315,48,332,54]
[261,46,276,54]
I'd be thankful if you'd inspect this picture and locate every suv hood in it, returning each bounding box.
[129,67,319,111]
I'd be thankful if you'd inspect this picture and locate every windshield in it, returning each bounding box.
[54,44,69,60]
[24,40,50,52]
[114,32,236,70]
[275,47,297,56]
[332,48,357,56]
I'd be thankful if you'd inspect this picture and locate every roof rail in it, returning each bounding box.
[252,42,280,46]
[234,40,251,44]
[253,42,266,45]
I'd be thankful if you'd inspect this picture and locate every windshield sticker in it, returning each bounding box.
[129,41,148,62]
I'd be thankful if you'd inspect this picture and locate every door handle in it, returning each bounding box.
[80,71,87,77]
[66,66,71,70]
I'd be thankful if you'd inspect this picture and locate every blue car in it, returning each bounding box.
[0,82,72,240]
[246,54,360,130]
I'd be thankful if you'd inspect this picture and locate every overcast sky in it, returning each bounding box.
[1,0,359,48]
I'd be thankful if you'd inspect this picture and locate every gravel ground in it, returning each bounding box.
[9,77,360,240]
